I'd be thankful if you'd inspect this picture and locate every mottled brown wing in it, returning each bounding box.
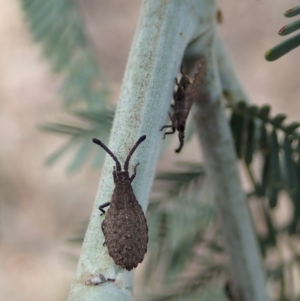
[102,189,148,271]
[183,57,206,115]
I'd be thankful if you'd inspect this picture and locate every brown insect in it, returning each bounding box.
[92,135,148,271]
[216,8,223,24]
[161,57,206,153]
[224,280,242,301]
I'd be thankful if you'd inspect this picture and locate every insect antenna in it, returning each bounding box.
[124,135,146,172]
[92,138,122,172]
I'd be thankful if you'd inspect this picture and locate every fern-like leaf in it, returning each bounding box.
[20,0,108,107]
[40,106,114,171]
[265,5,300,61]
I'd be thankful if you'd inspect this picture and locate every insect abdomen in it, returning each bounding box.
[102,204,148,270]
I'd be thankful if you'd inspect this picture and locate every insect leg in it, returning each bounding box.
[99,202,110,215]
[180,65,186,76]
[180,66,191,80]
[176,71,187,90]
[180,66,193,85]
[160,112,174,133]
[130,162,140,183]
[161,127,176,139]
[160,124,173,131]
[101,222,106,246]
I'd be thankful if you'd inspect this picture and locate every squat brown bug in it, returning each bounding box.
[161,57,206,153]
[92,135,148,271]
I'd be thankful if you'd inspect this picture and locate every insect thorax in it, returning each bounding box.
[173,111,186,131]
[114,170,130,183]
[110,171,137,209]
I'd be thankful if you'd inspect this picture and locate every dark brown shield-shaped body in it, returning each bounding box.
[161,57,206,153]
[102,174,148,270]
[92,135,148,271]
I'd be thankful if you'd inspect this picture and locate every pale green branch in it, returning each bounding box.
[190,25,267,301]
[215,34,250,104]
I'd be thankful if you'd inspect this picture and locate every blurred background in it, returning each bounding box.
[0,1,300,300]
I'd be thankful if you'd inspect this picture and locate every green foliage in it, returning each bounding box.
[229,101,300,217]
[21,0,111,172]
[266,5,300,61]
[138,161,224,299]
[155,163,205,196]
[40,106,114,172]
[228,101,300,300]
[137,284,227,301]
[21,0,108,107]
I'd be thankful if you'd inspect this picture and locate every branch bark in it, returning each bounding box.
[190,26,267,301]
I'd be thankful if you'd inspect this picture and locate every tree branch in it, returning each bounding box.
[68,0,210,300]
[190,26,267,301]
